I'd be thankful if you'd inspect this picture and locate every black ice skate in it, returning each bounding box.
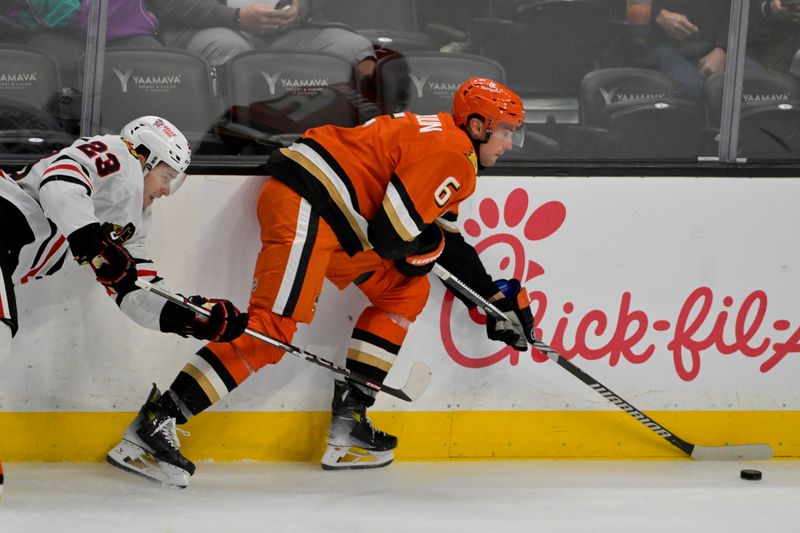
[106,384,195,488]
[321,380,397,470]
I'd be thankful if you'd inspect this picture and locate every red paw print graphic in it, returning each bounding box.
[440,188,566,367]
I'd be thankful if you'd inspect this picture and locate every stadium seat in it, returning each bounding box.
[704,70,800,159]
[0,45,74,153]
[223,50,361,142]
[736,103,800,158]
[704,70,800,126]
[579,68,675,125]
[0,45,62,110]
[576,68,704,159]
[92,47,218,147]
[376,52,505,115]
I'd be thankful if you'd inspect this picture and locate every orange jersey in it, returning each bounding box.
[268,112,477,256]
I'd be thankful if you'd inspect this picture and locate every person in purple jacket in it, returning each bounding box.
[7,0,163,87]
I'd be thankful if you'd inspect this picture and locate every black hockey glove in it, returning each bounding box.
[183,296,249,342]
[394,224,445,277]
[485,279,536,351]
[68,222,137,294]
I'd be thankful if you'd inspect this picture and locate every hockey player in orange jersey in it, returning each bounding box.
[107,78,537,487]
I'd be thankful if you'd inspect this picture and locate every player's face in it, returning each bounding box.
[143,163,178,208]
[479,123,516,167]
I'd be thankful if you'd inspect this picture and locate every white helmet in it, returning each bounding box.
[121,116,191,192]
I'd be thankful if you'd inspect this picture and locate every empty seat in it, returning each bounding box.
[579,68,675,125]
[376,52,505,115]
[704,70,800,126]
[705,70,800,158]
[223,50,362,140]
[737,102,800,158]
[0,45,73,153]
[94,47,217,146]
[0,45,62,111]
[603,98,705,158]
[577,68,704,159]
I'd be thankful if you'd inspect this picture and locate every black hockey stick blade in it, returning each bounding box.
[431,264,774,461]
[134,280,431,402]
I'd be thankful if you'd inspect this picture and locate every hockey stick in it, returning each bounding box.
[432,264,773,461]
[134,280,431,402]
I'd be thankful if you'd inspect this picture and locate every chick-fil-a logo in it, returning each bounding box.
[439,188,800,381]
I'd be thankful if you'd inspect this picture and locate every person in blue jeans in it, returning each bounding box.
[147,0,376,74]
[646,0,731,102]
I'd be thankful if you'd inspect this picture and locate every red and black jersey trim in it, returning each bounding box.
[39,155,93,196]
[42,249,68,276]
[28,220,58,271]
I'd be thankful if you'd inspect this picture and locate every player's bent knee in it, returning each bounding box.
[222,309,298,369]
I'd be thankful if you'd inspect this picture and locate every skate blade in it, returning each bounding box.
[106,439,190,488]
[320,445,394,471]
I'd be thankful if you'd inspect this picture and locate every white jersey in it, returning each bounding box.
[0,134,170,330]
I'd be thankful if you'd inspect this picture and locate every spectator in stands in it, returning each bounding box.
[646,0,731,102]
[7,0,162,87]
[747,0,800,74]
[147,0,376,79]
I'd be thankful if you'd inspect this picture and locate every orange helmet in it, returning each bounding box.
[452,78,525,138]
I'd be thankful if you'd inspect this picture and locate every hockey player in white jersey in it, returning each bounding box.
[0,116,248,495]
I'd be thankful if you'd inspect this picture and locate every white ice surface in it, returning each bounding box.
[1,460,799,533]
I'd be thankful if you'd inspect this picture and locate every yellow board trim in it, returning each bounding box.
[0,411,798,462]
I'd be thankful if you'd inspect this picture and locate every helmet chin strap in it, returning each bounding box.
[471,136,487,171]
[462,121,491,171]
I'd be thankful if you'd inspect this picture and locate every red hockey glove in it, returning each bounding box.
[485,279,536,351]
[68,222,137,294]
[184,296,249,342]
[394,224,445,277]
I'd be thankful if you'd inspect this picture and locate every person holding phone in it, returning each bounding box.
[148,0,376,73]
[748,0,800,73]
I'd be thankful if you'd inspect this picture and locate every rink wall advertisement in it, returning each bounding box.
[1,175,799,461]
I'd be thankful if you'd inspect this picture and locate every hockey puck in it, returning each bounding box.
[740,469,762,481]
